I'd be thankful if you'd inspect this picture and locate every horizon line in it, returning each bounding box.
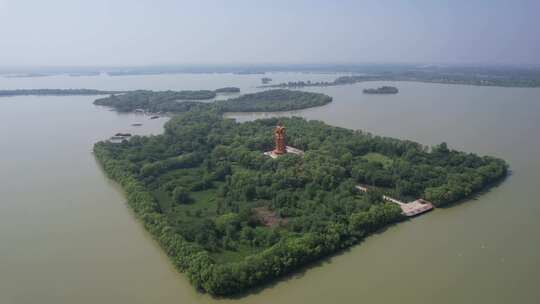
[1,62,540,71]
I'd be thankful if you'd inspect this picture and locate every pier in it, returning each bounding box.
[355,186,434,217]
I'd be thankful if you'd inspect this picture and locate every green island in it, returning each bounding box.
[93,90,507,296]
[0,88,124,97]
[93,89,332,113]
[363,86,399,94]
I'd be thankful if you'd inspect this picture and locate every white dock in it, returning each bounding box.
[355,185,434,217]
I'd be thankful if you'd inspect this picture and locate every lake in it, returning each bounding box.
[1,73,539,303]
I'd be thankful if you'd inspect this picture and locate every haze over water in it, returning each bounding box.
[1,73,539,303]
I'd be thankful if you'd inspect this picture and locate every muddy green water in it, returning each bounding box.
[1,73,539,303]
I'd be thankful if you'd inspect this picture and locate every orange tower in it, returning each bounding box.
[273,123,286,155]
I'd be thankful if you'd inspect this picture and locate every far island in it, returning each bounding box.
[363,86,399,94]
[261,77,272,84]
[214,87,240,93]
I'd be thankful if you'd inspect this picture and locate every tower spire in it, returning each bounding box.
[273,122,286,155]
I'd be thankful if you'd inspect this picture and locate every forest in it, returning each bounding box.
[94,105,507,295]
[93,89,332,113]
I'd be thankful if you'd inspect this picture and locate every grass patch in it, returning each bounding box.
[362,152,393,168]
[210,244,263,264]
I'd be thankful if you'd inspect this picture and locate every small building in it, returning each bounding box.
[355,185,368,193]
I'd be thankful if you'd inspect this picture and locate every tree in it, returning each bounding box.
[173,186,191,204]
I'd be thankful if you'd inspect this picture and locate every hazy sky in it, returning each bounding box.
[0,0,539,66]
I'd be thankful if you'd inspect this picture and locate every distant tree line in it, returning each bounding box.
[0,89,124,97]
[214,87,240,93]
[259,70,540,89]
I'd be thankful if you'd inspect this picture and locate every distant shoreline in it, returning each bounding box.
[258,75,540,89]
[0,89,125,97]
[2,64,539,88]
